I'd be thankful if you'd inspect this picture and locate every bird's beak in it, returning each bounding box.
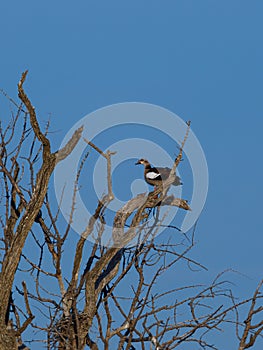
[135,161,140,165]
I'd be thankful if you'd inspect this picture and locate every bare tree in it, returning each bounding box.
[0,72,262,349]
[0,71,83,349]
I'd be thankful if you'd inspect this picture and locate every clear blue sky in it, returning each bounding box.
[1,1,263,348]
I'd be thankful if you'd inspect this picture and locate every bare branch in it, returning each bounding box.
[18,70,51,157]
[238,279,263,349]
[15,281,35,336]
[84,137,115,200]
[56,125,84,163]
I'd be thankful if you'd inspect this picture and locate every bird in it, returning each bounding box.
[135,159,182,188]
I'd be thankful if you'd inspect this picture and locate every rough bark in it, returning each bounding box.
[0,71,83,349]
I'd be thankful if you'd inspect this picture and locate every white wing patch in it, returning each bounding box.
[146,171,161,180]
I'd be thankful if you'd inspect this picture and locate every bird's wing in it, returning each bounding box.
[157,167,182,185]
[157,167,171,180]
[145,166,182,185]
[146,171,161,180]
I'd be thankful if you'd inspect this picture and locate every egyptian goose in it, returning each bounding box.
[135,159,182,188]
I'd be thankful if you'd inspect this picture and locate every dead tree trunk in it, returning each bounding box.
[0,71,83,349]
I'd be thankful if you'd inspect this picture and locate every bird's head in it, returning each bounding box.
[135,158,150,166]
